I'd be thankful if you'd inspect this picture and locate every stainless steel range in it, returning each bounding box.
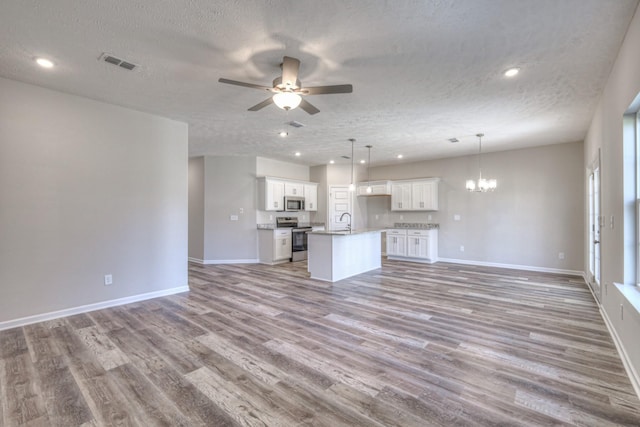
[276,217,312,262]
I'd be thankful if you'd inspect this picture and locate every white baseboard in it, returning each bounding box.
[188,257,259,265]
[437,257,583,276]
[600,307,640,399]
[0,285,190,331]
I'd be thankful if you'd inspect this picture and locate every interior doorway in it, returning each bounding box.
[588,151,602,302]
[328,185,353,231]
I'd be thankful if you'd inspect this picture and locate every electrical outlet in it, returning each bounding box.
[427,214,432,220]
[558,252,565,260]
[454,214,461,221]
[239,208,244,214]
[400,215,404,220]
[269,215,273,220]
[230,215,239,221]
[460,245,465,252]
[104,274,113,286]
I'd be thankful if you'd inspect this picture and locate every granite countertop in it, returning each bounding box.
[389,222,439,229]
[308,228,385,236]
[257,223,325,230]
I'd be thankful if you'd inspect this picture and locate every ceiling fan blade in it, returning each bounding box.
[298,99,320,115]
[281,56,301,87]
[218,78,272,91]
[302,84,353,95]
[248,97,274,111]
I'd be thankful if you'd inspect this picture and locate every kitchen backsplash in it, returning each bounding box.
[256,210,318,225]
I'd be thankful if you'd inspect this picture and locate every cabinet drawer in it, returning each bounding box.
[275,229,292,238]
[386,229,407,236]
[408,230,430,236]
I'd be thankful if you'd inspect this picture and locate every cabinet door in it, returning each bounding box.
[391,183,412,210]
[274,236,292,260]
[304,184,318,211]
[412,180,438,210]
[386,231,407,256]
[284,182,304,197]
[407,232,429,258]
[265,180,285,211]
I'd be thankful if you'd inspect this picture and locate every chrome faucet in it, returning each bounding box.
[339,212,352,231]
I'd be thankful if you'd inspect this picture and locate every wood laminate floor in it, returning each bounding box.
[1,260,639,426]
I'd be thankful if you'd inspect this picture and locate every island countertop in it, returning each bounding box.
[307,228,384,236]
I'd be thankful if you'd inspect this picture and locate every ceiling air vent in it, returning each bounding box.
[99,53,137,71]
[288,121,305,128]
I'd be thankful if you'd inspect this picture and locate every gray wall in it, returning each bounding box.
[368,142,585,272]
[0,77,188,324]
[201,156,258,262]
[584,5,640,389]
[188,157,205,260]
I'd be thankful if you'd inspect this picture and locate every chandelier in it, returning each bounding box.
[466,133,497,192]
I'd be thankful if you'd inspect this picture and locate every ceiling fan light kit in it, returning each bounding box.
[219,56,353,115]
[273,92,302,110]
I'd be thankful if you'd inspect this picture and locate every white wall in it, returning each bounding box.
[584,5,640,390]
[257,157,309,181]
[0,77,188,325]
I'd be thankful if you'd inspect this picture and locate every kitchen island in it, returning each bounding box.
[307,229,382,282]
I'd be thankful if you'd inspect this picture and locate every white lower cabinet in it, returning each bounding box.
[386,229,438,263]
[386,230,407,257]
[258,229,292,264]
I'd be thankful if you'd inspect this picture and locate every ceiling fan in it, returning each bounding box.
[218,56,353,115]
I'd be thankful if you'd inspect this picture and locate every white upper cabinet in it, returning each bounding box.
[304,184,318,211]
[357,180,392,196]
[411,179,438,210]
[391,178,439,211]
[391,182,412,210]
[284,182,304,197]
[258,177,319,211]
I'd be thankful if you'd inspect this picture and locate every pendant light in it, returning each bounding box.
[348,138,356,191]
[365,145,373,193]
[466,133,497,192]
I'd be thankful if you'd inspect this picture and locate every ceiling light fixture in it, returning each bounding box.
[329,160,335,164]
[294,152,301,157]
[397,154,403,159]
[365,145,373,194]
[504,67,520,77]
[448,138,459,143]
[466,133,497,192]
[273,92,302,110]
[360,160,366,164]
[348,138,356,191]
[35,57,54,68]
[279,131,288,137]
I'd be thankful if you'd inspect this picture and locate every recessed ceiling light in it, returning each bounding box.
[448,138,459,143]
[279,131,288,137]
[329,160,335,164]
[360,160,366,164]
[397,154,403,159]
[294,152,301,157]
[504,67,520,77]
[35,57,54,68]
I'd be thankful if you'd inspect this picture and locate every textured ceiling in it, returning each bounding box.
[0,0,637,166]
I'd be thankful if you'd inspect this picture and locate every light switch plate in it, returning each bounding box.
[230,215,239,221]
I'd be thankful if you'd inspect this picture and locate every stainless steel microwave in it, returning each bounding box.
[284,196,305,211]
